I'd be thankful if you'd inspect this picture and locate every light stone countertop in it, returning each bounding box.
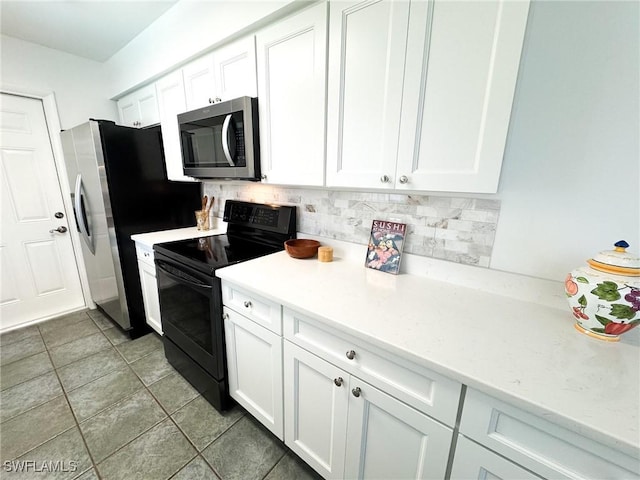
[215,249,640,459]
[131,222,227,248]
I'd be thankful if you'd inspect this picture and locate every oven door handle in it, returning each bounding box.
[155,261,212,291]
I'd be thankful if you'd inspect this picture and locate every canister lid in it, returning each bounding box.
[587,240,640,276]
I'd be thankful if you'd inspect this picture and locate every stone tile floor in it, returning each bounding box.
[0,310,321,480]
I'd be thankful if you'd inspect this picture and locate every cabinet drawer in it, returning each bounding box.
[135,243,154,266]
[460,388,640,479]
[283,308,461,426]
[222,282,282,334]
[450,435,540,480]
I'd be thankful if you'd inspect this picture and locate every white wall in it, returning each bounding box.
[104,0,301,97]
[0,35,117,129]
[491,0,640,280]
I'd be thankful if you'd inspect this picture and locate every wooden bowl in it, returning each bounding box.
[284,239,321,259]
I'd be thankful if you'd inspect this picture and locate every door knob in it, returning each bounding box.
[54,212,64,219]
[380,175,390,183]
[352,387,361,397]
[398,175,408,184]
[49,226,68,234]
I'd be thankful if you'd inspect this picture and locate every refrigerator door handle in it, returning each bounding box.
[221,114,236,167]
[74,174,95,254]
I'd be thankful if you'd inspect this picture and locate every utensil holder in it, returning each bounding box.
[195,210,210,230]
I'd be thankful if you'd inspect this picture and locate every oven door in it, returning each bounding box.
[155,254,225,380]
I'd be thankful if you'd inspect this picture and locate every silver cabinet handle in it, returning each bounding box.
[346,350,356,360]
[55,212,64,219]
[243,300,252,308]
[144,252,150,257]
[334,377,343,387]
[222,313,229,320]
[398,175,408,184]
[352,387,361,397]
[380,175,390,183]
[49,226,68,234]
[208,98,214,104]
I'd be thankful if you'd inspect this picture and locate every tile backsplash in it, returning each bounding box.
[203,183,500,268]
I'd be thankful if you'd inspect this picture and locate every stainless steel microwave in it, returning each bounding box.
[178,96,260,180]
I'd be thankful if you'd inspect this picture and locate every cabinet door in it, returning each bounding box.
[183,54,217,110]
[155,72,197,182]
[283,341,348,479]
[136,84,160,127]
[450,436,540,480]
[256,2,327,186]
[224,308,283,439]
[396,0,529,193]
[344,376,453,480]
[326,0,410,189]
[117,93,138,128]
[213,36,258,100]
[138,260,162,335]
[117,84,160,128]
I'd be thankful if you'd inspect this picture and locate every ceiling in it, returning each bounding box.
[0,0,179,62]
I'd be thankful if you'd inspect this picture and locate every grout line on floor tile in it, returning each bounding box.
[0,391,66,426]
[261,450,289,480]
[42,329,102,475]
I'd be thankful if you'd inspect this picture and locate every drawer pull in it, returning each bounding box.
[243,300,252,308]
[334,377,343,387]
[144,252,150,257]
[222,313,229,320]
[352,387,361,398]
[346,350,356,360]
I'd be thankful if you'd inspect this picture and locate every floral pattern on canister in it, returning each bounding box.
[566,241,640,341]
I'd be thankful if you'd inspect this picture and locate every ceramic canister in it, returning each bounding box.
[565,240,640,341]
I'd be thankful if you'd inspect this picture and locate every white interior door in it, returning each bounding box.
[0,93,84,331]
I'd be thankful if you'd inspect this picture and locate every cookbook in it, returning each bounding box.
[365,220,406,275]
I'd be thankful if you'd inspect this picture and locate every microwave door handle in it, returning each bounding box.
[221,114,235,167]
[74,174,95,254]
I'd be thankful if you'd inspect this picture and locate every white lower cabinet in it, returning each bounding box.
[223,306,283,440]
[283,341,349,478]
[459,388,640,479]
[450,436,540,480]
[283,340,453,479]
[222,280,637,480]
[135,243,162,334]
[343,368,453,480]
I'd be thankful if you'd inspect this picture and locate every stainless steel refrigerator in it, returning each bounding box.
[61,120,200,337]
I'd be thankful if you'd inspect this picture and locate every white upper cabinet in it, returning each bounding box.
[182,54,216,111]
[117,84,160,128]
[256,2,327,186]
[183,36,257,111]
[326,0,411,190]
[213,37,258,101]
[326,0,529,193]
[155,71,197,182]
[397,0,530,193]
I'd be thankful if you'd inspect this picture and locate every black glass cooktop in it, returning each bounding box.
[154,234,282,274]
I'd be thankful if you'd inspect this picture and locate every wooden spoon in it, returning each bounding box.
[202,196,208,211]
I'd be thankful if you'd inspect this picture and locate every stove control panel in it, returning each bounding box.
[224,200,296,235]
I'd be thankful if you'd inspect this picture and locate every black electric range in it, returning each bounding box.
[153,200,296,411]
